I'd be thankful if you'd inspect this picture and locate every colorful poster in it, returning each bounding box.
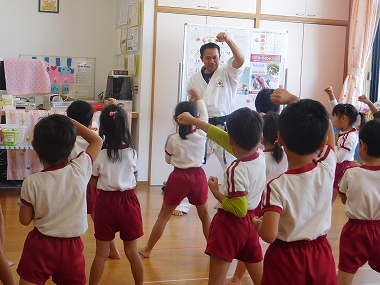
[249,54,281,94]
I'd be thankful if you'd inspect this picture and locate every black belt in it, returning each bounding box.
[205,115,229,165]
[208,115,229,126]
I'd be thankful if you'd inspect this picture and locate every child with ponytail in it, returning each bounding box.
[88,103,143,285]
[324,86,366,203]
[139,88,211,258]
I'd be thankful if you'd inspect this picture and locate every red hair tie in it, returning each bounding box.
[109,111,117,117]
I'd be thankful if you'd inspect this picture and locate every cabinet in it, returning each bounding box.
[260,20,347,111]
[261,0,349,21]
[157,0,256,14]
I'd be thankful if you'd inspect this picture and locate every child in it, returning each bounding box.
[227,111,288,285]
[254,88,337,285]
[255,88,280,115]
[67,100,120,259]
[324,86,365,202]
[88,104,143,285]
[138,88,211,258]
[17,114,103,285]
[336,119,380,285]
[177,106,265,285]
[358,94,380,119]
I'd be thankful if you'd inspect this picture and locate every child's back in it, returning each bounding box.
[165,100,208,168]
[139,90,211,260]
[204,107,265,285]
[337,119,380,284]
[89,104,143,285]
[17,114,102,285]
[256,93,337,285]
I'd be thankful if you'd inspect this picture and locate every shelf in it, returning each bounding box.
[0,143,33,150]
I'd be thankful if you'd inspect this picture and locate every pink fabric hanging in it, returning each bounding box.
[5,110,66,180]
[339,0,380,109]
[5,110,131,180]
[4,58,51,95]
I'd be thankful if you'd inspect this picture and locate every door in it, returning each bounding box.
[150,13,206,185]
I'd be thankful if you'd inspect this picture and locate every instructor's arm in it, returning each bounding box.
[216,32,244,69]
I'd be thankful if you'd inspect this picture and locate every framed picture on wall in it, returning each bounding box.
[38,0,59,13]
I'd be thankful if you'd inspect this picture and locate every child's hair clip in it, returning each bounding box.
[109,111,117,117]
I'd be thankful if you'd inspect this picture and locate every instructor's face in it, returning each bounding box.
[201,48,220,74]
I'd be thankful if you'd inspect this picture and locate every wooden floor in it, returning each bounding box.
[1,184,380,284]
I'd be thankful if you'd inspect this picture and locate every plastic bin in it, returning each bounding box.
[2,129,19,146]
[0,125,27,143]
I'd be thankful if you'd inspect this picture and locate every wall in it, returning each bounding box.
[0,0,116,97]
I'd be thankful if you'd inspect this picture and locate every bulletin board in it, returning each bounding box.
[19,54,96,100]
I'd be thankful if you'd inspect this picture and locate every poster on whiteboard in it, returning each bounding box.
[182,24,288,110]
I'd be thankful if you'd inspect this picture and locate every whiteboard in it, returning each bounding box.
[181,24,288,110]
[20,54,96,100]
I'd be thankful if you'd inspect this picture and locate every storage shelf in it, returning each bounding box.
[0,143,32,150]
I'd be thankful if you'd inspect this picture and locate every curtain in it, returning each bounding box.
[370,22,380,102]
[339,0,380,110]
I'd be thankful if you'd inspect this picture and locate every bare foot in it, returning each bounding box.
[108,250,121,259]
[138,248,151,258]
[226,277,242,285]
[108,240,121,259]
[172,210,187,216]
[7,260,14,267]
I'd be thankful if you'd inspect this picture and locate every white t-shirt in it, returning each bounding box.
[165,100,208,168]
[92,146,138,191]
[215,149,266,211]
[20,152,92,237]
[338,165,380,220]
[262,145,336,241]
[69,136,89,160]
[263,149,288,183]
[335,128,358,163]
[187,57,244,117]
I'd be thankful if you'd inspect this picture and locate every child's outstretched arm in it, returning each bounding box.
[270,88,299,105]
[177,111,210,133]
[324,86,338,112]
[358,94,379,116]
[178,113,235,156]
[324,86,336,101]
[326,120,335,148]
[188,88,208,124]
[72,119,102,161]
